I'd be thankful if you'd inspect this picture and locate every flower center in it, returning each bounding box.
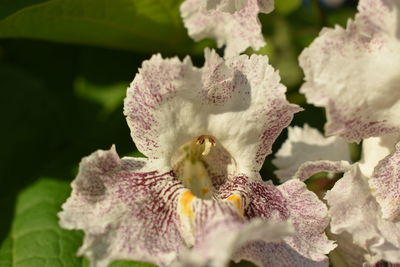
[172,135,216,199]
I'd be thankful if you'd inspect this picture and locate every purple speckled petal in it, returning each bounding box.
[299,0,400,142]
[369,141,400,221]
[58,146,188,266]
[180,0,274,57]
[124,49,300,173]
[291,160,351,182]
[244,178,290,221]
[59,148,299,267]
[273,124,351,182]
[179,202,293,267]
[326,164,400,264]
[278,179,336,263]
[228,177,334,265]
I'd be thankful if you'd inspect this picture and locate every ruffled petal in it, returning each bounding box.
[59,148,298,267]
[179,208,293,267]
[369,141,400,221]
[291,160,351,182]
[325,164,400,264]
[328,231,370,267]
[229,178,334,265]
[359,133,399,177]
[278,179,336,262]
[59,146,188,266]
[244,178,290,221]
[180,0,274,57]
[124,50,299,173]
[299,0,400,142]
[273,124,350,182]
[234,242,329,267]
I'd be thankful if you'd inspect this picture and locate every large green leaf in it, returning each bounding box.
[0,0,204,54]
[0,236,12,266]
[0,178,153,266]
[0,178,83,266]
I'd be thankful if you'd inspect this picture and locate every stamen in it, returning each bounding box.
[196,135,216,156]
[196,137,205,145]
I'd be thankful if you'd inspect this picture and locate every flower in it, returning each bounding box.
[58,50,335,266]
[299,0,400,142]
[180,0,274,58]
[298,1,400,262]
[273,125,400,265]
[325,134,400,265]
[326,155,400,265]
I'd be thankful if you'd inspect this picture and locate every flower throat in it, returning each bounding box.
[172,135,216,199]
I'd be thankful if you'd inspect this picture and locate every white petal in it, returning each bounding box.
[216,175,333,265]
[299,0,400,142]
[291,160,351,182]
[233,177,334,265]
[359,133,399,177]
[235,242,329,267]
[124,50,299,173]
[59,147,188,266]
[278,179,336,262]
[369,140,400,221]
[328,231,371,267]
[326,164,400,264]
[179,213,293,267]
[273,124,351,182]
[59,150,299,267]
[180,0,274,57]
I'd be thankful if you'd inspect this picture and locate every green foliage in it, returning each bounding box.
[0,179,154,267]
[0,179,83,266]
[0,0,206,54]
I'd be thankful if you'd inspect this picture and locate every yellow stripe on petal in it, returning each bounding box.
[180,190,195,217]
[226,195,243,215]
[178,190,197,246]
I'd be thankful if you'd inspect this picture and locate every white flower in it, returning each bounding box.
[299,0,400,142]
[180,0,274,58]
[58,50,336,267]
[274,125,400,265]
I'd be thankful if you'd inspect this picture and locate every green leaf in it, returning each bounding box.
[0,0,203,54]
[0,178,155,266]
[0,235,12,266]
[2,178,84,267]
